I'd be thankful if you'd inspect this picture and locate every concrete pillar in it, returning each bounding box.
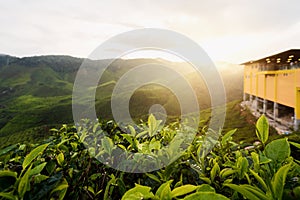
[252,97,258,111]
[294,112,300,131]
[263,99,267,114]
[273,102,278,121]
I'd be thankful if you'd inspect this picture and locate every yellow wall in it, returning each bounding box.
[277,72,295,107]
[244,68,300,109]
[265,75,275,101]
[296,70,300,87]
[257,74,265,98]
[296,88,300,119]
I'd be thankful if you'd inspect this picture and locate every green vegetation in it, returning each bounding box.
[2,55,299,199]
[0,115,299,199]
[0,55,244,148]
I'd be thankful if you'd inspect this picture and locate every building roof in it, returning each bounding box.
[241,49,300,65]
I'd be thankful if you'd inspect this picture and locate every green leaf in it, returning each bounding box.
[29,162,47,176]
[128,125,136,136]
[45,160,56,175]
[259,154,272,164]
[0,192,17,200]
[0,171,17,178]
[34,174,49,184]
[0,144,18,157]
[136,131,148,139]
[200,177,211,184]
[101,136,114,156]
[224,184,268,200]
[56,138,71,148]
[289,141,300,149]
[121,134,133,145]
[160,183,172,200]
[148,114,157,137]
[52,182,69,193]
[155,180,173,198]
[92,123,99,133]
[56,152,64,166]
[24,172,62,200]
[236,156,248,178]
[220,168,236,179]
[22,143,49,170]
[221,129,237,146]
[50,178,68,200]
[210,162,220,181]
[89,173,102,181]
[184,192,229,200]
[18,164,32,197]
[264,138,290,164]
[251,152,260,171]
[197,184,215,192]
[255,115,269,144]
[121,184,154,200]
[146,173,161,183]
[104,174,116,200]
[249,169,268,192]
[149,140,161,151]
[171,184,198,198]
[292,186,300,199]
[271,162,292,199]
[84,186,95,195]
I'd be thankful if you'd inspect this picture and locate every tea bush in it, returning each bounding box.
[0,115,299,199]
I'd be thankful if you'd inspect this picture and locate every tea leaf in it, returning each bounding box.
[0,170,17,178]
[18,164,32,197]
[264,138,290,164]
[121,184,154,200]
[29,162,47,176]
[0,192,17,200]
[197,184,215,192]
[249,169,268,192]
[171,184,198,198]
[155,180,173,198]
[0,144,18,157]
[289,141,300,149]
[255,115,269,144]
[271,162,292,199]
[224,184,268,200]
[101,136,114,156]
[22,143,49,170]
[148,114,157,137]
[221,129,237,146]
[128,125,136,137]
[210,162,220,181]
[56,152,64,167]
[184,192,230,200]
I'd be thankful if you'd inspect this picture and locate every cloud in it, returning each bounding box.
[0,0,299,63]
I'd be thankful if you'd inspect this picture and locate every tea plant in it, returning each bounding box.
[0,115,299,199]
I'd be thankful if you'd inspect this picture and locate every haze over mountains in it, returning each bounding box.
[0,54,243,146]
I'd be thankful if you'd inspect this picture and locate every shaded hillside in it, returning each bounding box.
[0,55,244,147]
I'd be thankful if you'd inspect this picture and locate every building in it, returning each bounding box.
[242,49,300,131]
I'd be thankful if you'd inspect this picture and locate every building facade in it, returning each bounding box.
[242,49,300,131]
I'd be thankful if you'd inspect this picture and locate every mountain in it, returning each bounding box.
[0,55,244,147]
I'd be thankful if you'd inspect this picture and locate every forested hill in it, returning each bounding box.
[0,54,243,147]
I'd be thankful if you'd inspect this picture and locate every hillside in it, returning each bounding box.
[0,55,244,147]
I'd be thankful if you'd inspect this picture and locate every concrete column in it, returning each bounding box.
[252,97,258,111]
[273,102,278,121]
[263,99,267,114]
[294,112,300,131]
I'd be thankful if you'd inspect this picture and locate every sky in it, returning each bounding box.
[0,0,299,64]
